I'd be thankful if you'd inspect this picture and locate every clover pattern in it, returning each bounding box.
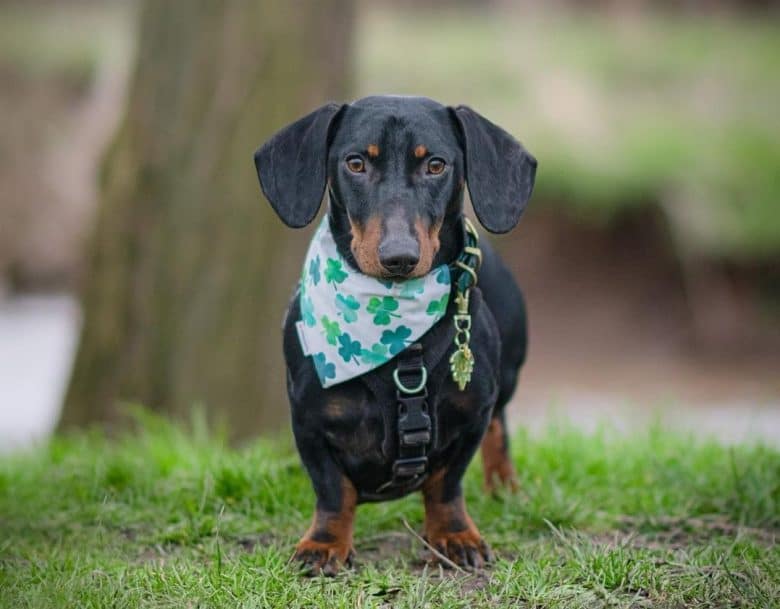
[320,315,341,345]
[426,293,449,317]
[360,342,389,365]
[313,352,336,384]
[436,266,450,285]
[309,255,321,286]
[299,219,454,385]
[335,293,359,323]
[400,277,424,298]
[300,292,316,327]
[367,296,400,325]
[337,332,362,364]
[380,325,412,355]
[324,258,348,288]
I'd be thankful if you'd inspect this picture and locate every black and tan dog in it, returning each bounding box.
[254,96,536,575]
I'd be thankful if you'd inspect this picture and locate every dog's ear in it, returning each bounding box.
[254,102,345,228]
[451,105,537,234]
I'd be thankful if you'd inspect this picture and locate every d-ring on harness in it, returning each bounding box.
[376,343,431,492]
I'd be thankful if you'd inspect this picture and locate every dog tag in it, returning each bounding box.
[449,344,474,391]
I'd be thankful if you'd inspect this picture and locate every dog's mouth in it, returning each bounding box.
[380,270,416,281]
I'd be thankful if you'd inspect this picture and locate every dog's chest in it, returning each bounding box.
[317,372,492,470]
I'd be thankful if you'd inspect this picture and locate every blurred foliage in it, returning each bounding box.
[358,8,780,261]
[2,3,778,268]
[0,3,131,86]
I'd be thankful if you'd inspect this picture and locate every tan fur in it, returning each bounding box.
[349,216,385,276]
[367,144,380,158]
[324,400,347,419]
[422,469,491,567]
[351,216,441,279]
[414,145,427,158]
[480,418,519,493]
[294,477,357,574]
[411,218,441,277]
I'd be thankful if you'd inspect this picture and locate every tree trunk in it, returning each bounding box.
[59,0,354,440]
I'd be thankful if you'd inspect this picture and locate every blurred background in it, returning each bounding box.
[1,0,778,451]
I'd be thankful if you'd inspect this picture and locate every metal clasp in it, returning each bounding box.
[393,365,427,394]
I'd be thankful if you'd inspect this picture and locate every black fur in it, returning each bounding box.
[255,95,535,567]
[451,105,537,234]
[255,102,345,228]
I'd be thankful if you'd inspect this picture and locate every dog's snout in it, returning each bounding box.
[379,239,420,277]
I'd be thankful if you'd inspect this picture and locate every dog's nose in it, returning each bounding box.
[379,240,420,277]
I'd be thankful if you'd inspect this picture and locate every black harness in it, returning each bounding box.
[367,221,482,495]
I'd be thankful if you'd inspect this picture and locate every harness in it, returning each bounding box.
[372,218,483,494]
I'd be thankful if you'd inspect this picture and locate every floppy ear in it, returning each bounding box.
[254,102,345,228]
[451,105,537,234]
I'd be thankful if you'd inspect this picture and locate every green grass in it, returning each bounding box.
[358,8,780,261]
[1,413,778,608]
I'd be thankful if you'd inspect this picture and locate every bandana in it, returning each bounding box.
[296,218,451,388]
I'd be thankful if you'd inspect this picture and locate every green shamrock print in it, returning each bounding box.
[380,325,412,355]
[337,332,363,364]
[320,315,341,345]
[313,352,335,383]
[400,277,425,298]
[436,266,450,285]
[309,255,321,285]
[301,293,316,326]
[379,279,394,289]
[367,296,400,325]
[335,293,360,323]
[324,258,348,288]
[426,293,449,317]
[360,342,389,365]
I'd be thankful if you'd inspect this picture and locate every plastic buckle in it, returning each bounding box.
[398,395,431,446]
[393,456,428,478]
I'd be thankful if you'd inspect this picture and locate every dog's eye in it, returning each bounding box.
[427,158,446,175]
[345,155,365,173]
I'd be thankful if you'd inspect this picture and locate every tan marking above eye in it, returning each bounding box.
[367,144,379,158]
[414,145,427,159]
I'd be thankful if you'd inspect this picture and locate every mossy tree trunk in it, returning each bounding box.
[60,1,354,439]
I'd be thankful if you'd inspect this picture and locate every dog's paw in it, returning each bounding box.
[424,528,494,570]
[292,538,355,576]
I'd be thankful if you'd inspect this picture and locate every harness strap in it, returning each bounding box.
[375,342,431,493]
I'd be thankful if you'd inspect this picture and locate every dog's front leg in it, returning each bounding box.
[292,436,357,576]
[421,430,494,570]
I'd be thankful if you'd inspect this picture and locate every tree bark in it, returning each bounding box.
[59,0,354,439]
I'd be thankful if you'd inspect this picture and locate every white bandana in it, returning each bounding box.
[296,218,451,387]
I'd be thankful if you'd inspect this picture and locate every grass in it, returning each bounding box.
[358,8,780,261]
[1,412,778,608]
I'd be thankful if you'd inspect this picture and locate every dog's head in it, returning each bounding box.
[255,96,536,279]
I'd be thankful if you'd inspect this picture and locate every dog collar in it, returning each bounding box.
[296,217,451,388]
